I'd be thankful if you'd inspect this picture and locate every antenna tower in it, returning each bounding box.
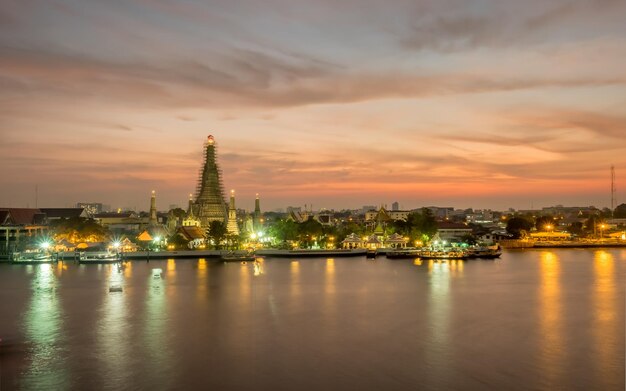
[611,165,616,216]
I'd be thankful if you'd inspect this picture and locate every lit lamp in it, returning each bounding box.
[599,224,606,239]
[545,224,553,233]
[112,241,121,257]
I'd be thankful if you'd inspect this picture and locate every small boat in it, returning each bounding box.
[11,250,56,264]
[365,249,378,259]
[467,245,502,259]
[221,252,257,262]
[418,248,469,260]
[386,249,421,259]
[79,251,122,264]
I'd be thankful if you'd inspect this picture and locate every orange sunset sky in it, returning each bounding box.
[1,0,625,212]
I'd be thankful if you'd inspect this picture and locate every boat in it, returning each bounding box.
[11,250,56,264]
[221,252,258,262]
[386,249,421,259]
[365,249,378,259]
[79,250,122,264]
[418,248,469,260]
[467,245,502,259]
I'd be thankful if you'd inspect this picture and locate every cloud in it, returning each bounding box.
[399,0,626,52]
[1,46,624,113]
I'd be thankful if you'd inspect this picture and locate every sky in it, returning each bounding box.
[1,0,625,212]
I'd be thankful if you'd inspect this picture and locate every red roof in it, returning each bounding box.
[0,208,46,225]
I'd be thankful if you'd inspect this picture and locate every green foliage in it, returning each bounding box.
[206,220,227,249]
[506,217,533,238]
[297,217,324,248]
[169,208,187,218]
[614,203,626,218]
[268,220,299,244]
[168,234,190,250]
[535,215,555,231]
[566,222,584,236]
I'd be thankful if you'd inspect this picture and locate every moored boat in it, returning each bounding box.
[467,245,503,259]
[418,248,469,260]
[11,250,56,264]
[221,252,258,262]
[386,249,421,259]
[79,250,122,264]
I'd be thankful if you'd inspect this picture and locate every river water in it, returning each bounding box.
[0,249,624,390]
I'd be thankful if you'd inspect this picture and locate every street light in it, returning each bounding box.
[599,223,606,239]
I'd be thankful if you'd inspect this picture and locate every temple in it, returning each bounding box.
[226,190,239,235]
[193,135,228,227]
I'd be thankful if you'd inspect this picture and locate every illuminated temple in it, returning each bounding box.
[193,135,228,227]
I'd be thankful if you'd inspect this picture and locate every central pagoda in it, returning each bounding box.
[193,135,228,227]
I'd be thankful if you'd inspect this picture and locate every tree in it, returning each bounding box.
[506,217,533,238]
[206,221,227,249]
[168,234,190,250]
[614,203,626,218]
[49,217,109,243]
[268,219,299,244]
[535,216,555,231]
[297,217,324,248]
[566,222,584,236]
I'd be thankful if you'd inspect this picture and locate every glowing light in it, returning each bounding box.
[112,241,121,249]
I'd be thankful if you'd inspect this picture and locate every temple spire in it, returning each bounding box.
[226,189,239,235]
[194,135,227,227]
[253,192,263,231]
[149,190,157,225]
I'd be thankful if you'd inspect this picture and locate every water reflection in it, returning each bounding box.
[254,259,264,277]
[538,251,564,383]
[196,259,207,303]
[21,264,69,389]
[290,261,301,299]
[593,250,618,387]
[426,260,451,380]
[144,267,172,388]
[97,263,129,389]
[167,258,176,277]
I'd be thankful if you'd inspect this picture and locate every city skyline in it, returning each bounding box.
[1,1,625,211]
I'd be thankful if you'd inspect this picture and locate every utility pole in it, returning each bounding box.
[611,165,616,217]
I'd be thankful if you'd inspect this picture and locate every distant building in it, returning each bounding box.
[0,208,48,254]
[40,208,90,220]
[392,202,399,211]
[76,202,103,215]
[436,221,472,241]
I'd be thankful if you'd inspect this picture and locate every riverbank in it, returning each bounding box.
[500,239,626,249]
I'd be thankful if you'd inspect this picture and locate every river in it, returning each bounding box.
[0,248,624,390]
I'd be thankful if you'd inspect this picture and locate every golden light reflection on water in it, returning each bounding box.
[325,258,336,295]
[167,259,176,277]
[290,260,301,299]
[254,259,264,276]
[123,261,132,278]
[22,264,69,389]
[324,258,337,328]
[593,250,617,385]
[539,251,564,383]
[239,262,251,307]
[196,259,207,303]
